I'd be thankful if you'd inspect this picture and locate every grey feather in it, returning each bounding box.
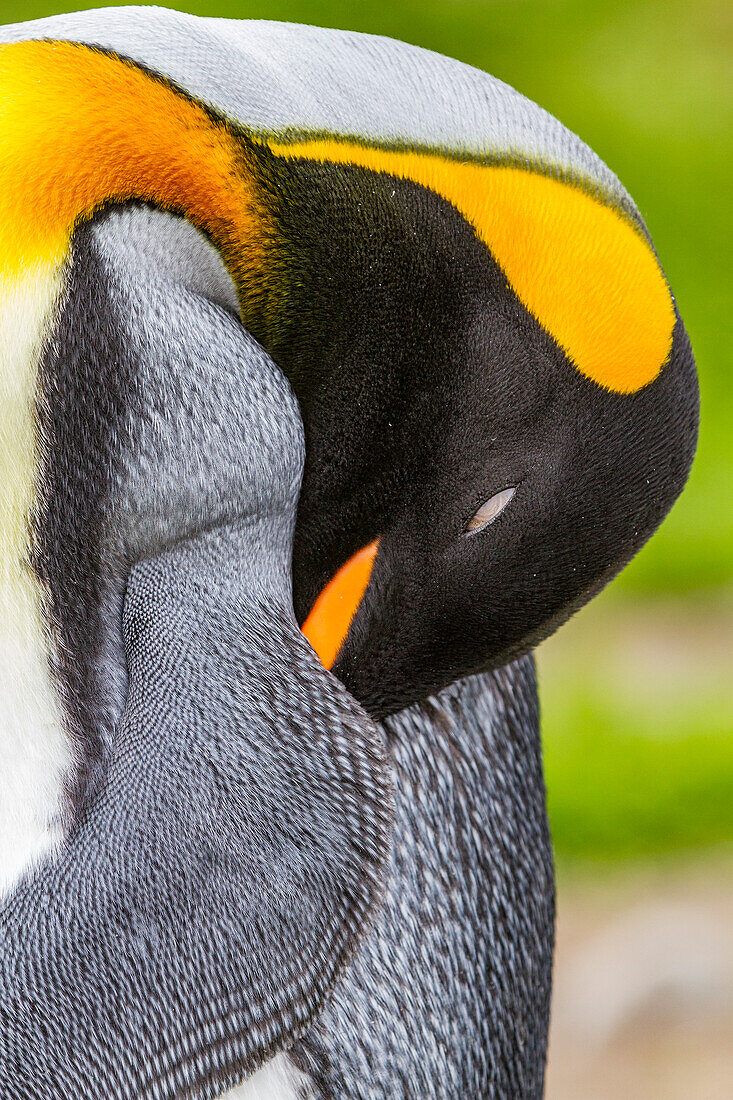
[294,659,553,1100]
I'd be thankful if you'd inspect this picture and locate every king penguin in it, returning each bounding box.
[0,7,698,1100]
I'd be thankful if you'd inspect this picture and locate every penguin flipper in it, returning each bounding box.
[0,523,392,1099]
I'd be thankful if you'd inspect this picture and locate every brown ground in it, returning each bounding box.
[545,858,733,1099]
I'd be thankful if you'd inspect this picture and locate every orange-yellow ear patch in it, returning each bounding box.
[267,139,675,393]
[0,40,266,282]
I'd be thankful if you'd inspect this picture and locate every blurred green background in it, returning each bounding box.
[4,0,731,865]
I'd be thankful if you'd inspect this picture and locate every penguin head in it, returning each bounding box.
[0,34,698,725]
[268,151,700,717]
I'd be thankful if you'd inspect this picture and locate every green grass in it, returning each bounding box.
[542,674,733,863]
[538,593,733,862]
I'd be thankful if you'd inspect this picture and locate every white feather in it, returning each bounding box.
[0,265,72,897]
[223,1054,315,1100]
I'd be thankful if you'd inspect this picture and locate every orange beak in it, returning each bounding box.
[301,540,379,669]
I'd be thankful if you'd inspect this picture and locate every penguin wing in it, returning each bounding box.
[0,524,391,1099]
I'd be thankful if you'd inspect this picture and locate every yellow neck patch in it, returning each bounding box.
[267,139,675,393]
[0,40,674,394]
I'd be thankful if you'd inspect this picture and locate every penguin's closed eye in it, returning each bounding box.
[465,487,517,535]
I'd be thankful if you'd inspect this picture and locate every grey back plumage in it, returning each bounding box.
[296,660,553,1100]
[0,5,631,213]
